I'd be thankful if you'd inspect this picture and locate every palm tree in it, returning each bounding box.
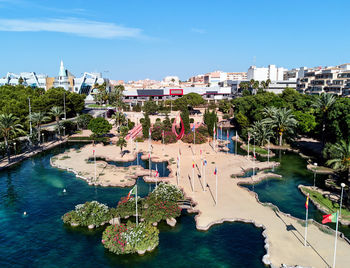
[252,81,260,95]
[239,82,249,92]
[262,107,278,118]
[326,140,350,182]
[30,112,50,143]
[113,112,126,130]
[264,108,297,146]
[0,114,24,162]
[260,81,267,91]
[116,137,127,156]
[312,93,336,145]
[49,106,63,139]
[266,79,271,90]
[249,121,273,146]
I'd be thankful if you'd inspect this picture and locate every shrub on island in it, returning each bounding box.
[102,221,159,255]
[142,199,181,223]
[62,201,112,227]
[116,197,143,218]
[141,183,183,223]
[148,182,184,202]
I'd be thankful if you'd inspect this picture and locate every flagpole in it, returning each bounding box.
[192,158,195,192]
[267,138,270,163]
[235,131,237,155]
[247,133,250,158]
[333,210,339,268]
[94,150,97,182]
[226,129,228,154]
[136,141,139,166]
[136,182,138,227]
[253,138,256,176]
[203,160,206,192]
[215,168,218,206]
[304,194,309,246]
[194,125,196,154]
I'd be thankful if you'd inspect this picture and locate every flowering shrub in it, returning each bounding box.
[151,123,163,140]
[181,132,206,144]
[196,125,209,137]
[102,221,159,254]
[163,131,177,144]
[62,201,112,226]
[116,197,143,218]
[142,199,181,223]
[149,182,183,202]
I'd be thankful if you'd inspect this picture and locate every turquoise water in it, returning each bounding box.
[0,144,266,267]
[219,128,350,238]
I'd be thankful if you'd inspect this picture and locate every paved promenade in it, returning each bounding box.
[0,139,67,171]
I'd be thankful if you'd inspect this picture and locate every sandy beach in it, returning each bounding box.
[52,140,350,267]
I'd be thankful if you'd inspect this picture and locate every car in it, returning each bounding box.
[189,109,201,115]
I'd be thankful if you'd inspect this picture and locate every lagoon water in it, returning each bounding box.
[0,144,265,267]
[1,132,349,267]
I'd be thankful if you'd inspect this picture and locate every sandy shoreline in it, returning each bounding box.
[51,140,350,267]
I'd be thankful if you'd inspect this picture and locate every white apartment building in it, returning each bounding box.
[203,71,227,85]
[247,65,285,81]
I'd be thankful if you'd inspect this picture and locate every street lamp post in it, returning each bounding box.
[313,162,318,188]
[340,183,346,218]
[14,142,16,155]
[42,133,44,144]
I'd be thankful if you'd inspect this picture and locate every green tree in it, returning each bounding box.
[88,117,112,137]
[326,140,350,182]
[142,113,151,138]
[263,108,297,146]
[293,111,316,135]
[181,109,190,133]
[77,114,93,129]
[0,114,24,161]
[116,137,127,155]
[143,101,158,115]
[30,111,50,142]
[49,106,63,139]
[312,93,336,144]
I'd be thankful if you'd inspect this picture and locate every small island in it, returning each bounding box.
[62,183,184,255]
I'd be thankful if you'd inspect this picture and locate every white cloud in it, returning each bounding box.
[0,18,143,39]
[191,28,206,34]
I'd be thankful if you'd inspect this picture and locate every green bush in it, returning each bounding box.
[196,125,209,137]
[77,114,93,129]
[62,201,112,226]
[116,197,143,218]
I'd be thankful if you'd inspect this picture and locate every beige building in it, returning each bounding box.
[297,64,350,96]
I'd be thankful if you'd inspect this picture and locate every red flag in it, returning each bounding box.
[93,149,95,154]
[192,161,195,168]
[322,213,337,224]
[214,167,217,175]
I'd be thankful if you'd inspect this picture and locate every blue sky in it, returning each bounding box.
[0,0,349,81]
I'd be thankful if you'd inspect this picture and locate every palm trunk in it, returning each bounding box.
[38,125,41,143]
[56,118,61,140]
[322,114,326,145]
[279,132,283,146]
[4,137,10,162]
